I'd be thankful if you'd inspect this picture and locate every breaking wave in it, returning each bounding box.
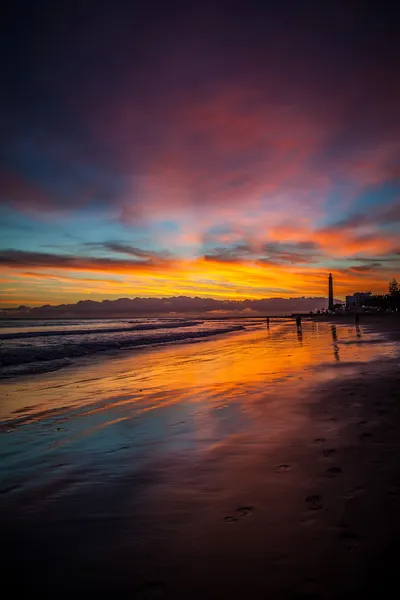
[0,325,244,378]
[0,320,203,340]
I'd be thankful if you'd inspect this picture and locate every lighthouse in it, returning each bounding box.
[328,273,334,311]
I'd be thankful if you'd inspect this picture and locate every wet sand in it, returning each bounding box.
[1,319,400,598]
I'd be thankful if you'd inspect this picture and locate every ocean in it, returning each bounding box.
[0,317,268,378]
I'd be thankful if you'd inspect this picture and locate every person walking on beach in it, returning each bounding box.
[266,317,270,328]
[355,313,360,326]
[296,315,302,331]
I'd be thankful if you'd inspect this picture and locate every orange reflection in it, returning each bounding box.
[2,322,397,433]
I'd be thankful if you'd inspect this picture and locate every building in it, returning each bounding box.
[345,291,372,309]
[328,273,334,310]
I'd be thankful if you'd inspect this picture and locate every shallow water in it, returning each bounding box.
[1,321,397,486]
[0,316,264,377]
[2,320,400,597]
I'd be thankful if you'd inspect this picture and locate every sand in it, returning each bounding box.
[1,318,400,598]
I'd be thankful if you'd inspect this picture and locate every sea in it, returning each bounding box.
[0,317,269,379]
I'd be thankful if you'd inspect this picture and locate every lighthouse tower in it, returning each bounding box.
[328,273,334,311]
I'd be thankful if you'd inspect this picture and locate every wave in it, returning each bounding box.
[0,325,244,377]
[129,321,203,331]
[2,358,75,379]
[0,320,202,340]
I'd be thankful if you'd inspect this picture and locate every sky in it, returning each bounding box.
[1,1,399,306]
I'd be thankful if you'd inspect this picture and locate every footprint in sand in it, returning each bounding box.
[326,466,342,477]
[305,495,323,510]
[357,420,368,427]
[224,506,255,522]
[237,506,255,517]
[322,449,337,457]
[359,432,372,440]
[341,485,364,499]
[313,438,326,445]
[275,464,291,473]
[224,515,239,522]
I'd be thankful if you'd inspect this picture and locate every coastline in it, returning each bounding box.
[0,322,247,380]
[1,319,400,598]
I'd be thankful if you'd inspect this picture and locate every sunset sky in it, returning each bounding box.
[1,1,399,306]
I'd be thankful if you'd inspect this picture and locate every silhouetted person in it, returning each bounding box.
[296,315,302,331]
[266,317,270,328]
[355,313,360,326]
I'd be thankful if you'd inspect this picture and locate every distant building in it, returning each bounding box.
[346,291,372,309]
[328,273,334,310]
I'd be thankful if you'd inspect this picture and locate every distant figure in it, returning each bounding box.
[331,325,340,362]
[296,315,302,331]
[355,313,360,326]
[266,317,270,328]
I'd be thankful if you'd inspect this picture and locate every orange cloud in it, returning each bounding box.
[1,247,397,307]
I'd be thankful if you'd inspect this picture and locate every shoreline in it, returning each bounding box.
[0,323,251,380]
[3,314,399,382]
[1,319,400,598]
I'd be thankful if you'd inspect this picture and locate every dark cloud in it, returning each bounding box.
[346,256,399,263]
[1,1,399,217]
[263,242,320,264]
[203,241,320,265]
[203,244,254,263]
[1,1,400,305]
[350,262,382,272]
[84,242,167,260]
[0,249,173,272]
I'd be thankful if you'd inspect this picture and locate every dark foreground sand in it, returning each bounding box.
[1,318,400,599]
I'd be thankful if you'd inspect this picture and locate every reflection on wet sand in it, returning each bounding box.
[1,321,399,598]
[331,325,340,362]
[1,322,391,430]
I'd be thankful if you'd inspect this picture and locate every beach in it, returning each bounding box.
[2,317,400,598]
